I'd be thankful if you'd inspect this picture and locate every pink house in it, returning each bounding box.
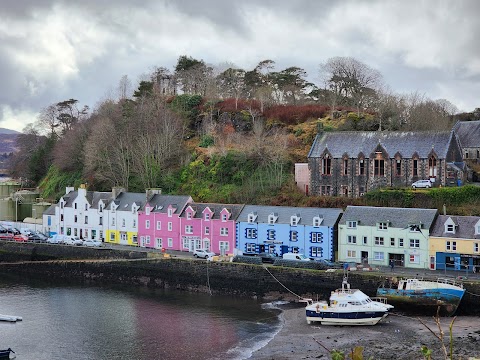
[138,194,192,250]
[179,203,244,255]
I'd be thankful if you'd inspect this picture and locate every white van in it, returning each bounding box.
[283,253,312,261]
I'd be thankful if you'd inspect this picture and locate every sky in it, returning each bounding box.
[1,0,479,132]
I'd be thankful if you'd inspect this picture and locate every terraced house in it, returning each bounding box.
[307,129,465,197]
[236,205,342,261]
[338,206,438,269]
[429,215,480,272]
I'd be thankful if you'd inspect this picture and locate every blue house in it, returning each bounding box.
[236,205,342,261]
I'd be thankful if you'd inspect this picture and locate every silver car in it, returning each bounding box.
[412,180,432,189]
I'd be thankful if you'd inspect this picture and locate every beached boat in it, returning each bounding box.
[0,314,22,322]
[376,277,465,315]
[305,277,393,325]
[0,348,15,359]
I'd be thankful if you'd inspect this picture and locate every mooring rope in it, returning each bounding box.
[263,265,303,299]
[465,290,480,297]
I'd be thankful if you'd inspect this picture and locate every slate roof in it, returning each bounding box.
[453,120,480,148]
[180,203,245,220]
[109,192,147,211]
[62,191,77,207]
[237,205,342,227]
[308,131,454,159]
[44,204,56,215]
[340,206,438,229]
[430,215,480,239]
[144,194,192,214]
[90,192,112,209]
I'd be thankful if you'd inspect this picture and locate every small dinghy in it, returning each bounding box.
[0,314,22,322]
[0,348,15,359]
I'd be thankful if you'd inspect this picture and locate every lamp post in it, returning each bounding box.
[32,209,37,232]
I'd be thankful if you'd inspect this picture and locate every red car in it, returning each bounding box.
[13,234,29,242]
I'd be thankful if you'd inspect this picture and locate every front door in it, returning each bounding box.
[203,239,211,251]
[429,256,435,270]
[361,251,369,264]
[120,232,128,245]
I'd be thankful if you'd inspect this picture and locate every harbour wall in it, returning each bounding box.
[1,243,480,315]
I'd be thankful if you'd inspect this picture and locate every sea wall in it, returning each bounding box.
[1,243,480,315]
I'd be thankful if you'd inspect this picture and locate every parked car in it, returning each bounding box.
[28,233,46,243]
[20,228,33,236]
[193,249,215,259]
[412,179,432,189]
[47,234,65,244]
[13,234,29,243]
[63,236,83,246]
[257,252,278,264]
[83,239,102,247]
[282,253,312,261]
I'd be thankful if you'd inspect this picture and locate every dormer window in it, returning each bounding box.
[409,224,420,232]
[168,208,173,217]
[85,204,88,211]
[221,214,227,222]
[60,201,64,209]
[146,207,150,216]
[476,222,480,235]
[248,213,257,223]
[291,215,299,226]
[99,205,103,213]
[444,218,456,234]
[268,214,277,225]
[347,221,357,229]
[74,203,77,210]
[313,216,323,227]
[187,212,192,220]
[205,213,210,221]
[378,222,388,230]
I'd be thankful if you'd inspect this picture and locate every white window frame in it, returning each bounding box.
[145,220,150,229]
[347,221,357,229]
[410,239,420,248]
[205,226,210,235]
[347,250,356,258]
[347,235,357,244]
[374,237,384,246]
[156,221,161,230]
[168,222,172,231]
[362,236,367,245]
[185,225,193,234]
[374,252,384,261]
[168,238,173,247]
[378,222,388,230]
[399,238,404,247]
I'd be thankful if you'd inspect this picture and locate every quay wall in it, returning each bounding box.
[1,243,480,315]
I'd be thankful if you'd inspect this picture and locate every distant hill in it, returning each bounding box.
[0,133,18,153]
[0,128,20,135]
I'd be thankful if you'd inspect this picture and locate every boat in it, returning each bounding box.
[376,277,465,315]
[0,348,15,359]
[305,276,393,325]
[0,314,22,322]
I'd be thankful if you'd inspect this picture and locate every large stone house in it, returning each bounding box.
[307,129,465,197]
[453,120,480,162]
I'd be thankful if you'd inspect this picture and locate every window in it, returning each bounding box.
[74,203,77,210]
[374,237,384,246]
[248,214,256,223]
[313,217,322,227]
[347,250,356,258]
[99,217,103,225]
[187,212,192,220]
[85,204,88,211]
[446,241,457,251]
[222,214,227,221]
[399,238,404,247]
[343,159,348,175]
[347,221,357,229]
[74,228,77,236]
[446,224,454,233]
[347,235,357,244]
[268,215,276,224]
[359,159,365,175]
[146,236,151,244]
[409,254,419,264]
[374,159,385,176]
[145,207,150,216]
[99,230,103,240]
[311,232,323,243]
[321,186,331,196]
[133,219,136,228]
[110,232,115,241]
[66,227,71,235]
[205,213,210,221]
[205,226,210,235]
[145,220,150,229]
[413,159,418,176]
[99,205,103,213]
[291,216,298,226]
[61,202,64,209]
[246,243,256,252]
[185,225,193,234]
[290,231,298,242]
[390,238,395,246]
[428,156,437,177]
[91,230,96,239]
[311,247,323,257]
[410,239,420,248]
[182,238,189,249]
[395,159,401,176]
[362,236,368,245]
[219,241,230,252]
[246,228,257,239]
[84,216,88,224]
[474,243,479,253]
[74,215,78,223]
[168,238,173,247]
[465,152,469,159]
[112,218,115,226]
[267,229,275,240]
[61,214,64,221]
[374,252,384,261]
[322,155,331,175]
[122,219,125,227]
[168,222,172,231]
[168,208,173,217]
[378,222,388,230]
[155,238,161,248]
[156,221,161,230]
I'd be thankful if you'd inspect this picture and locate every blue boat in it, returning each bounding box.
[377,277,465,315]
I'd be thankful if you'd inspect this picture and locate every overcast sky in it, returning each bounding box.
[1,0,479,132]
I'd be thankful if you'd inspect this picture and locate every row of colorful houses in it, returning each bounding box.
[42,186,480,272]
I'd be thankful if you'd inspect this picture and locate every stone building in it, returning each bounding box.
[307,129,465,197]
[453,120,480,162]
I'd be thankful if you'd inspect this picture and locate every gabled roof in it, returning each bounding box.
[62,191,77,207]
[453,120,480,148]
[108,192,146,211]
[144,194,192,214]
[308,131,454,159]
[179,203,244,220]
[90,192,113,209]
[430,215,480,239]
[237,205,342,227]
[340,206,438,229]
[44,204,56,215]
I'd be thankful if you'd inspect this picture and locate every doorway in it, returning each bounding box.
[389,253,404,267]
[361,251,369,264]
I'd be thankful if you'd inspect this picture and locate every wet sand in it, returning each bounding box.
[250,305,480,360]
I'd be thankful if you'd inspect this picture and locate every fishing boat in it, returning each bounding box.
[376,277,465,315]
[0,348,15,360]
[305,277,393,325]
[0,314,22,322]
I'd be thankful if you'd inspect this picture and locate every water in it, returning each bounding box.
[0,275,281,360]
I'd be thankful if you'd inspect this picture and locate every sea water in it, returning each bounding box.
[0,275,281,360]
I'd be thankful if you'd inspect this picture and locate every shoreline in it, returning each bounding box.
[249,305,480,360]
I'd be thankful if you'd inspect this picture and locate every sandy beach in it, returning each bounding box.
[250,305,480,360]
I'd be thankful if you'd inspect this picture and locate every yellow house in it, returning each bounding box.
[429,215,480,272]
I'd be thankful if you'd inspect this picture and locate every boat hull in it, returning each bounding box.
[376,288,464,315]
[306,310,388,326]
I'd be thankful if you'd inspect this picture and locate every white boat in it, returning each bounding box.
[0,314,22,322]
[305,277,393,326]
